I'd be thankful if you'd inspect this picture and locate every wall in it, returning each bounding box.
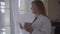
[48,0,60,21]
[41,0,60,21]
[41,0,48,15]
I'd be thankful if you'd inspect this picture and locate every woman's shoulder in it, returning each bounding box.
[38,15,50,21]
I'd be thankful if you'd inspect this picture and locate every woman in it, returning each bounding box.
[20,0,52,34]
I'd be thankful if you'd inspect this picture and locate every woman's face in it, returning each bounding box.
[31,4,40,14]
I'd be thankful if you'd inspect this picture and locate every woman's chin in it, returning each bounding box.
[33,13,36,14]
[33,13,35,14]
[32,12,35,14]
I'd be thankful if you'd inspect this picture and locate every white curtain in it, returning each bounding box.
[10,0,18,34]
[10,0,34,34]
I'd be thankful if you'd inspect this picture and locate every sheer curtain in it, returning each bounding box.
[10,0,34,34]
[18,0,34,34]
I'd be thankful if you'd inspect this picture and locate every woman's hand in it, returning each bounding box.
[19,23,23,30]
[24,23,34,33]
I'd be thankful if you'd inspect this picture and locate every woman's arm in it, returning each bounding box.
[24,23,34,33]
[19,23,24,30]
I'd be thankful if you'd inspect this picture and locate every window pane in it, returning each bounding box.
[1,6,5,8]
[0,2,5,6]
[1,9,5,13]
[18,0,26,14]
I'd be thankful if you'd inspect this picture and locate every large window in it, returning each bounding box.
[0,1,10,34]
[0,0,10,34]
[0,2,5,34]
[0,2,5,13]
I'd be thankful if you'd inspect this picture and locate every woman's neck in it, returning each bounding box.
[35,14,40,17]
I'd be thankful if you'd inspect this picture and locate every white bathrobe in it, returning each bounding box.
[32,15,52,34]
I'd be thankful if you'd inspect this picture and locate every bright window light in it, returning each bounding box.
[18,0,20,8]
[19,30,23,34]
[1,9,5,13]
[3,32,6,34]
[2,28,5,31]
[0,2,5,5]
[18,0,26,14]
[2,28,6,34]
[1,6,5,8]
[20,33,23,34]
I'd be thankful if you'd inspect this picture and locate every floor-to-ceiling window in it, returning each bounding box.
[0,0,5,34]
[0,0,10,34]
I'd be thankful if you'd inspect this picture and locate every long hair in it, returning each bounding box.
[31,0,46,16]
